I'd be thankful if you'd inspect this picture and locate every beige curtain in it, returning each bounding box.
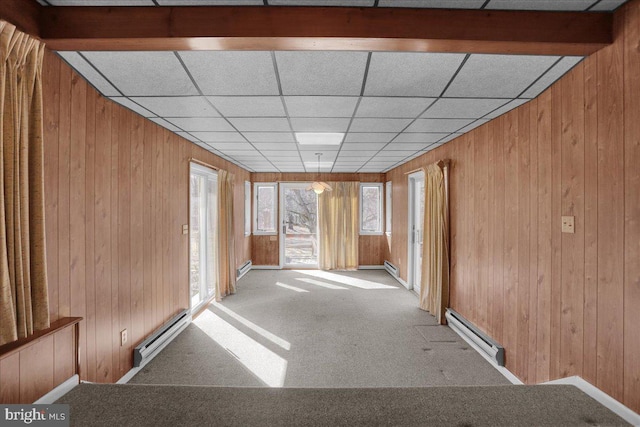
[318,182,359,270]
[0,21,49,346]
[216,169,236,301]
[419,163,450,324]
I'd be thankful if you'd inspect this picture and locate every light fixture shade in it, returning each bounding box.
[309,181,332,194]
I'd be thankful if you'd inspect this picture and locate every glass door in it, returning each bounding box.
[280,183,318,268]
[408,171,425,295]
[190,163,218,312]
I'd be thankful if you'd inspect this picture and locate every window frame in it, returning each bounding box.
[359,182,384,236]
[253,182,278,235]
[385,181,392,236]
[244,181,251,236]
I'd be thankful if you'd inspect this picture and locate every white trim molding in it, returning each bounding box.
[543,376,640,426]
[34,375,79,404]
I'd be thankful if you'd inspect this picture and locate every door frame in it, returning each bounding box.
[189,161,218,313]
[407,170,425,293]
[278,182,318,269]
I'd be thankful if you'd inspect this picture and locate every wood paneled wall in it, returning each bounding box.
[249,173,388,266]
[0,50,251,400]
[386,0,640,412]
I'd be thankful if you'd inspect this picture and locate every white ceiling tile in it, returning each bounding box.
[253,143,299,151]
[484,99,530,119]
[243,132,295,143]
[57,52,120,97]
[166,117,235,132]
[384,142,433,151]
[520,57,584,98]
[229,118,291,132]
[82,51,198,96]
[284,96,358,117]
[208,96,285,117]
[260,148,300,155]
[444,54,559,98]
[189,132,246,142]
[484,99,529,119]
[349,118,412,133]
[339,150,380,157]
[344,133,396,143]
[393,133,448,143]
[378,0,485,7]
[485,0,594,10]
[150,118,182,132]
[439,133,463,143]
[365,53,465,97]
[207,142,255,151]
[269,0,374,4]
[176,132,200,142]
[276,51,369,96]
[404,118,472,133]
[356,97,435,118]
[589,0,628,11]
[340,142,387,151]
[290,118,351,132]
[422,98,509,119]
[48,0,153,4]
[130,96,219,117]
[458,119,490,133]
[109,97,154,117]
[179,51,279,95]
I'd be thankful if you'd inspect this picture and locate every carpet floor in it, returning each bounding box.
[58,383,630,426]
[129,270,510,388]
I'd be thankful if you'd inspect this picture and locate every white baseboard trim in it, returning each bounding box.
[34,375,79,404]
[251,265,280,270]
[117,367,142,384]
[386,272,410,290]
[358,265,385,270]
[446,324,523,385]
[543,376,640,426]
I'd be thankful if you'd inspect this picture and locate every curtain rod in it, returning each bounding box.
[189,158,219,171]
[403,159,450,175]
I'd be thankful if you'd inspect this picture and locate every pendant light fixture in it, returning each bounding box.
[307,153,332,195]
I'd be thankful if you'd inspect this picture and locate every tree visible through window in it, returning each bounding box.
[254,183,277,234]
[360,183,383,234]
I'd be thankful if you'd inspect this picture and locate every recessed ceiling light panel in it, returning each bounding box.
[295,132,344,145]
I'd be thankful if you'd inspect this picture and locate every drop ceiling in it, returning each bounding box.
[51,0,626,173]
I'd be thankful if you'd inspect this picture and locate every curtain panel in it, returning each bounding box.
[216,169,236,301]
[419,163,450,324]
[0,21,49,345]
[318,182,359,271]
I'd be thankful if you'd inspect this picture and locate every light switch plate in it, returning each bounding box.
[269,235,277,241]
[182,224,189,235]
[561,216,575,233]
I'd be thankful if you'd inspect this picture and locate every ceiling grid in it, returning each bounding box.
[51,0,627,172]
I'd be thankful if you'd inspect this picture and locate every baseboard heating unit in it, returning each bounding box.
[383,260,399,278]
[445,308,504,367]
[134,309,191,368]
[237,260,252,280]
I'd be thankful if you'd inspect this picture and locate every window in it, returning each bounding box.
[360,183,383,235]
[244,181,251,236]
[253,182,277,235]
[385,181,392,235]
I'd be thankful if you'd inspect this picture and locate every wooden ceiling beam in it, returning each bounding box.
[39,6,612,55]
[0,0,41,37]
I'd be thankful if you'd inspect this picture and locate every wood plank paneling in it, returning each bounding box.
[19,336,54,403]
[623,0,640,411]
[0,353,20,403]
[385,0,640,412]
[0,50,252,403]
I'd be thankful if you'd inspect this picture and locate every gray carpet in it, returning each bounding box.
[58,383,630,426]
[130,270,510,388]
